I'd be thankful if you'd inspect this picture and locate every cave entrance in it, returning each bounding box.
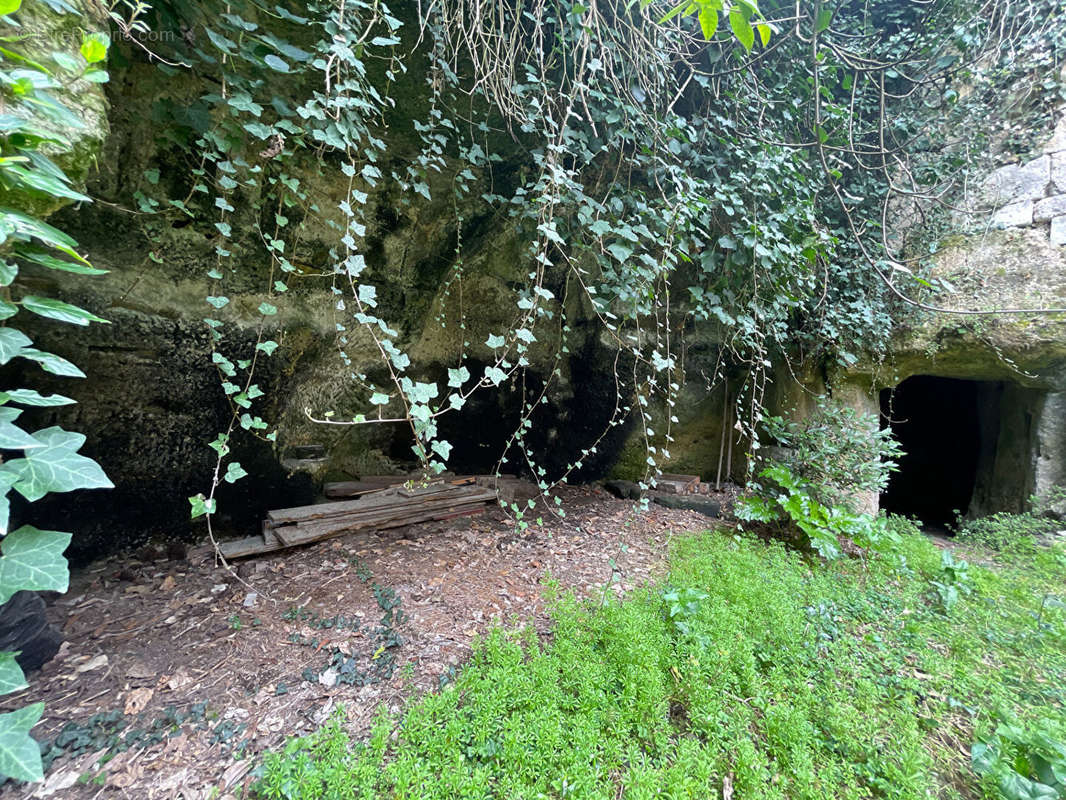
[879,376,1042,528]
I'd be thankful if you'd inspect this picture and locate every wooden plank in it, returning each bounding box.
[273,485,493,526]
[218,533,281,559]
[224,485,496,558]
[262,520,283,548]
[433,506,485,522]
[273,492,496,546]
[218,521,287,559]
[270,482,489,524]
[324,478,404,498]
[267,487,415,524]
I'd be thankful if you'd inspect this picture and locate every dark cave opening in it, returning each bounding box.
[880,376,986,527]
[880,375,1044,528]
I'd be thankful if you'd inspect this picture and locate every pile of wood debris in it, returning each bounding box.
[220,476,538,559]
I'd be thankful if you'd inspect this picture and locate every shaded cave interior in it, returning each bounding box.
[879,375,1044,528]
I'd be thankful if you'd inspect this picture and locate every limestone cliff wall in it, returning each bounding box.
[7,4,644,560]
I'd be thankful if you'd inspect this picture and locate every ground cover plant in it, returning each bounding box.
[254,524,1066,799]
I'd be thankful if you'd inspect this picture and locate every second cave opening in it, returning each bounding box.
[879,375,1041,528]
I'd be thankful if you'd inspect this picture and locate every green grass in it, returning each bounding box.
[253,524,1066,800]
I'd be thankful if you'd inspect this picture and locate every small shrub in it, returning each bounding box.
[760,397,903,511]
[930,550,972,614]
[736,464,898,559]
[971,715,1066,800]
[955,505,1060,554]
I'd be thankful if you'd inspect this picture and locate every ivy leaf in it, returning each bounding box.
[0,329,32,365]
[431,439,453,460]
[447,366,470,388]
[0,653,27,695]
[357,284,377,307]
[188,494,216,519]
[1,390,74,407]
[264,54,290,72]
[405,381,438,405]
[258,302,277,316]
[0,702,45,783]
[256,340,278,356]
[0,209,79,254]
[484,366,507,386]
[20,296,108,326]
[0,526,72,604]
[0,419,42,450]
[224,462,247,484]
[17,249,107,275]
[0,261,17,287]
[370,392,390,405]
[486,334,505,349]
[698,7,718,38]
[0,299,17,321]
[204,28,236,55]
[19,349,84,378]
[0,470,15,537]
[206,296,229,309]
[5,427,113,501]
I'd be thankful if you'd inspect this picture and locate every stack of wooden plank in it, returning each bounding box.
[219,482,496,559]
[323,474,541,504]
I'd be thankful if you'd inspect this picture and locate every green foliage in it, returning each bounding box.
[113,0,1048,528]
[956,492,1065,555]
[736,463,896,559]
[760,397,903,510]
[972,716,1066,800]
[0,0,114,782]
[254,529,1066,799]
[930,549,972,614]
[660,586,709,639]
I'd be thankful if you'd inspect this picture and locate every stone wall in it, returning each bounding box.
[835,111,1066,518]
[985,117,1066,243]
[8,7,644,561]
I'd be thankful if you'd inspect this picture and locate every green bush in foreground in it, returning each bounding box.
[255,527,1066,800]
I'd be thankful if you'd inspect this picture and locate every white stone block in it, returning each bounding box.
[1034,194,1066,223]
[1052,152,1066,194]
[1050,215,1066,246]
[991,199,1033,228]
[1044,115,1066,153]
[981,156,1050,204]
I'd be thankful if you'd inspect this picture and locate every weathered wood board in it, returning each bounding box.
[219,483,497,559]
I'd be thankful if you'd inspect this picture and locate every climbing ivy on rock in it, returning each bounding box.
[0,0,115,782]
[117,0,1066,534]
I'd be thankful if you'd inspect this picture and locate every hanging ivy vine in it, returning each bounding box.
[0,0,126,781]
[107,0,1066,560]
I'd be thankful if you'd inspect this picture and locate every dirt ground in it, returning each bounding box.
[0,486,731,799]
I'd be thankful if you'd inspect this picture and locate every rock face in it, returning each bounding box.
[11,5,1066,556]
[832,114,1066,520]
[10,10,635,561]
[979,117,1066,242]
[0,592,64,673]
